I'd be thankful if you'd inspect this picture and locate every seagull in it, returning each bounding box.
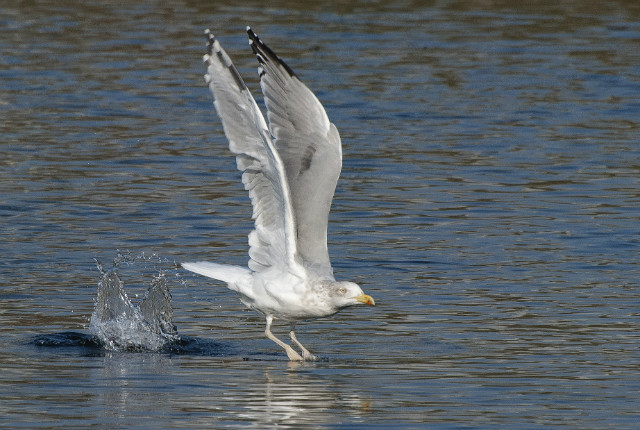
[182,27,375,361]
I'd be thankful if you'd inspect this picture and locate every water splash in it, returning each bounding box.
[34,251,236,357]
[89,256,179,351]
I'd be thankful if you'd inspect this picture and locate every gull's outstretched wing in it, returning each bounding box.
[248,28,342,278]
[203,30,303,276]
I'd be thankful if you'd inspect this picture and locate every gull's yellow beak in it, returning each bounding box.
[354,293,375,306]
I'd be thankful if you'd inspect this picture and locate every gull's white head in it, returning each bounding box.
[330,281,375,308]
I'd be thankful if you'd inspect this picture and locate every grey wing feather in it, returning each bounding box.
[203,30,302,276]
[248,28,342,278]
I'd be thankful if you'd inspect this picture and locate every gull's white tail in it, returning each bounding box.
[182,262,251,286]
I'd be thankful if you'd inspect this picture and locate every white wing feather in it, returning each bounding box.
[182,262,251,285]
[203,30,303,277]
[248,28,342,278]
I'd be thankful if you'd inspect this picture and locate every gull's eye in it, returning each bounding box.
[338,287,346,295]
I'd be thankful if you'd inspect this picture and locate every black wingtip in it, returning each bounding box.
[245,27,297,78]
[246,27,260,55]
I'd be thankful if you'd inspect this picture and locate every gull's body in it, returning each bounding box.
[183,28,374,361]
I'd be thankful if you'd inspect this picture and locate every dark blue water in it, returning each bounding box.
[1,1,639,428]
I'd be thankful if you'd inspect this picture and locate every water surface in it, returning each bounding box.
[1,1,639,428]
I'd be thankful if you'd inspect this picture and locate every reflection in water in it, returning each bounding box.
[186,365,372,428]
[83,358,373,429]
[92,352,177,426]
[3,1,640,428]
[239,369,352,427]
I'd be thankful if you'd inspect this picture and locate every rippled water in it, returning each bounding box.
[2,1,639,428]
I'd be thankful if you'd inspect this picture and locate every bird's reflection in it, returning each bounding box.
[89,355,372,428]
[232,365,372,427]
